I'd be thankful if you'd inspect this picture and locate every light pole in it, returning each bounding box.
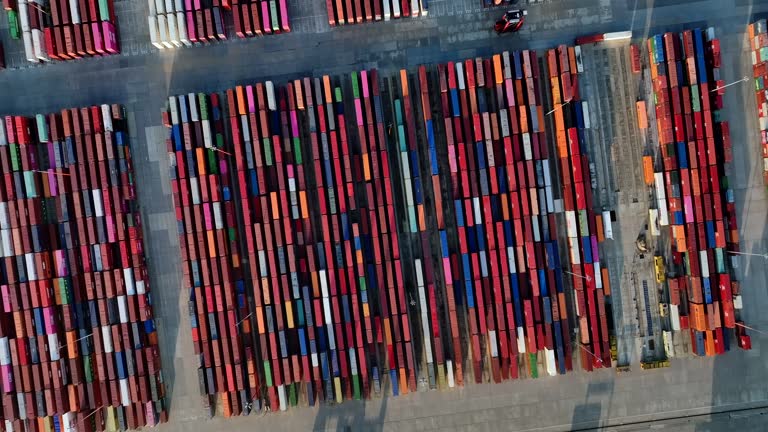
[58,333,93,352]
[576,341,603,365]
[727,250,768,259]
[235,312,253,326]
[563,270,592,282]
[710,76,749,93]
[546,100,571,116]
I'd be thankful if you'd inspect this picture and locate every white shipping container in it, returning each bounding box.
[670,304,681,330]
[32,29,49,61]
[507,246,517,273]
[392,0,401,21]
[349,348,358,375]
[213,202,223,230]
[62,412,76,432]
[118,295,128,323]
[5,420,13,432]
[0,203,7,229]
[410,0,419,17]
[319,270,328,297]
[582,101,590,128]
[177,12,190,46]
[123,267,135,295]
[566,211,578,238]
[522,133,532,160]
[569,237,581,264]
[311,352,319,368]
[174,0,184,11]
[404,180,414,205]
[102,325,114,352]
[190,177,200,205]
[649,209,660,236]
[734,295,743,309]
[545,348,556,376]
[602,210,613,239]
[148,0,157,15]
[543,162,552,187]
[120,378,131,406]
[23,31,37,62]
[473,197,482,220]
[575,45,584,73]
[546,185,555,213]
[136,279,146,295]
[266,81,277,111]
[414,259,424,286]
[503,51,512,79]
[0,120,6,145]
[663,331,675,357]
[489,330,498,357]
[382,0,390,21]
[202,118,212,147]
[48,333,60,361]
[169,96,179,125]
[517,327,526,354]
[149,16,163,49]
[25,254,37,280]
[593,262,602,288]
[240,115,250,141]
[456,62,465,90]
[18,2,30,32]
[653,173,667,199]
[69,0,81,23]
[401,152,411,179]
[447,360,455,388]
[323,297,335,349]
[92,189,104,217]
[0,337,10,365]
[700,250,710,278]
[101,104,114,132]
[167,14,181,47]
[1,229,12,257]
[188,92,199,121]
[657,199,669,226]
[155,0,165,14]
[158,14,171,49]
[165,0,175,13]
[499,109,510,137]
[16,393,25,420]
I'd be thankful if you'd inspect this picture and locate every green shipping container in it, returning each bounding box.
[264,361,273,386]
[263,138,273,166]
[84,355,94,383]
[36,114,48,142]
[691,85,701,112]
[289,382,298,406]
[684,253,691,276]
[10,144,19,171]
[7,10,19,40]
[293,137,302,164]
[757,77,765,92]
[529,353,538,378]
[335,87,343,102]
[99,0,110,21]
[578,210,589,235]
[715,248,725,273]
[270,1,279,32]
[24,171,37,197]
[198,93,209,121]
[207,149,217,173]
[352,375,361,400]
[351,72,360,99]
[761,47,768,63]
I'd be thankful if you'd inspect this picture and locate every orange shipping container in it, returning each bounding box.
[642,156,654,185]
[595,214,605,242]
[602,268,611,296]
[636,101,648,129]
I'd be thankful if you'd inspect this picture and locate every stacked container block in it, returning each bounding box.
[148,0,290,49]
[646,29,749,355]
[748,20,768,185]
[436,51,575,381]
[548,44,613,369]
[325,0,425,27]
[15,0,121,62]
[164,93,255,417]
[0,106,166,432]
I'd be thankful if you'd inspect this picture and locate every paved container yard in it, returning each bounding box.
[1,0,768,430]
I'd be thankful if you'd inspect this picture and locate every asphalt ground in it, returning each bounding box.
[1,0,768,431]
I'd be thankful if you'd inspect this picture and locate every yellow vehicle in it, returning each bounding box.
[654,256,666,283]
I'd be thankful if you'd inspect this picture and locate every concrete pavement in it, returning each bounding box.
[1,0,768,430]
